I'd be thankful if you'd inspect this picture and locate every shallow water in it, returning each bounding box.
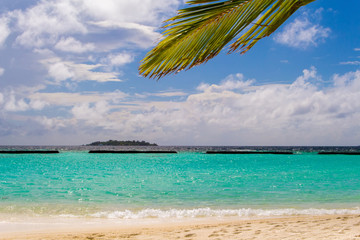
[0,149,360,219]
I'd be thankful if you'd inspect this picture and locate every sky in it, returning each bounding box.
[0,0,359,146]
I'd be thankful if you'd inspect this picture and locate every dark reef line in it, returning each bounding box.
[206,151,293,154]
[318,151,360,155]
[0,150,59,154]
[1,149,360,155]
[88,150,177,154]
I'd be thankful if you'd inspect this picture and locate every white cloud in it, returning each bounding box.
[0,0,181,92]
[197,73,255,92]
[81,0,180,50]
[29,99,48,110]
[106,52,135,66]
[55,37,95,53]
[153,91,188,97]
[8,0,179,50]
[36,116,67,130]
[42,58,122,83]
[69,63,121,82]
[1,1,359,145]
[354,48,360,51]
[0,17,11,47]
[71,101,110,125]
[0,68,4,76]
[274,10,330,49]
[0,89,48,112]
[81,0,178,25]
[3,68,360,145]
[0,88,127,116]
[29,90,127,106]
[292,66,319,86]
[3,92,29,112]
[340,61,360,66]
[47,61,73,82]
[133,91,188,98]
[89,21,162,49]
[13,0,87,48]
[89,68,360,145]
[332,71,360,88]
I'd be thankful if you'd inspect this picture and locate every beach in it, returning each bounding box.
[1,148,360,239]
[1,214,360,240]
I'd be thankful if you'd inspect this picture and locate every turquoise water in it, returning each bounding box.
[1,151,360,218]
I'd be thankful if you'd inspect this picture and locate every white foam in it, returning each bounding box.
[89,207,360,219]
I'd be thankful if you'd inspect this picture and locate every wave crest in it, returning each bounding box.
[90,207,360,219]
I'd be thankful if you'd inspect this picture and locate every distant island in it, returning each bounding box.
[86,140,158,146]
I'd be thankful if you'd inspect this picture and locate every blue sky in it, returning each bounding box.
[0,0,359,146]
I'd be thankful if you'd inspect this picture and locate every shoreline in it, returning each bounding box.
[1,214,360,239]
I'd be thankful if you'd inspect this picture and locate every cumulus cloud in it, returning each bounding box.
[0,17,11,47]
[105,52,135,66]
[292,66,319,86]
[9,0,179,50]
[0,86,127,117]
[13,0,87,48]
[197,73,255,92]
[0,0,181,97]
[1,1,359,145]
[0,90,48,112]
[35,116,67,130]
[55,37,95,53]
[42,58,122,83]
[332,70,360,88]
[29,99,48,110]
[81,0,178,25]
[274,10,330,49]
[0,0,181,90]
[24,67,355,145]
[3,92,29,112]
[71,101,110,125]
[2,68,360,145]
[47,61,73,82]
[143,68,358,145]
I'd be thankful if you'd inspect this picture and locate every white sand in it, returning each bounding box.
[1,214,360,239]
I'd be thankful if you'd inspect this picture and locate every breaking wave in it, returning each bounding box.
[89,207,360,219]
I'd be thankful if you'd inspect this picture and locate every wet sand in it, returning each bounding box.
[1,214,360,239]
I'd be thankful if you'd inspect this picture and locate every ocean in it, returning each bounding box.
[1,146,360,221]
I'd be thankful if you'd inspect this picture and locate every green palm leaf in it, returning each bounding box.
[139,0,315,79]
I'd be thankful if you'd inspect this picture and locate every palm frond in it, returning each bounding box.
[139,0,316,79]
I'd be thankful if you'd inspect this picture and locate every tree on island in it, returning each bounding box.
[139,0,315,79]
[87,140,158,146]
